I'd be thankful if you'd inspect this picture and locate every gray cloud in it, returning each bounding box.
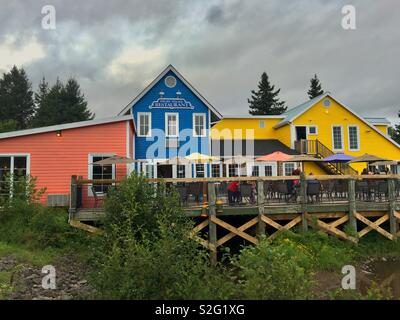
[0,0,399,123]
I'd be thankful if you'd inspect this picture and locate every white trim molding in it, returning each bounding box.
[165,112,179,137]
[137,112,152,137]
[193,113,207,137]
[331,125,344,152]
[348,125,360,151]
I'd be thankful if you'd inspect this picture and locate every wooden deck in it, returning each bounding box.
[69,174,400,264]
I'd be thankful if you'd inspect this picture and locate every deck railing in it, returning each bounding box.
[69,174,400,263]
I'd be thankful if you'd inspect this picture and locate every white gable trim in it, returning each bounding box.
[117,65,223,119]
[275,93,400,149]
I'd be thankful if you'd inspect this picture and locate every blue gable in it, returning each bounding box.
[131,68,214,161]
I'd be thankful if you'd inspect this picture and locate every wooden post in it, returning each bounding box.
[299,172,308,232]
[257,180,266,237]
[388,178,398,240]
[69,175,78,222]
[347,178,358,238]
[208,182,218,265]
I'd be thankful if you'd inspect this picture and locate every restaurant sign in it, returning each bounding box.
[149,98,194,110]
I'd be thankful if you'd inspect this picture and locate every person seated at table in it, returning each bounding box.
[361,168,368,175]
[227,181,241,205]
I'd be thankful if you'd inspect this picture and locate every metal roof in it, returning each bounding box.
[0,115,132,140]
[363,117,391,125]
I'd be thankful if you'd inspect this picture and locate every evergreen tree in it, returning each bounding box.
[248,72,286,115]
[307,74,324,99]
[0,65,34,129]
[31,78,94,127]
[389,110,400,144]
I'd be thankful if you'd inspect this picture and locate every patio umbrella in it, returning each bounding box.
[323,153,354,163]
[185,152,219,163]
[158,156,190,165]
[93,156,142,165]
[224,156,254,165]
[255,151,292,162]
[284,154,325,162]
[348,153,387,164]
[370,160,398,166]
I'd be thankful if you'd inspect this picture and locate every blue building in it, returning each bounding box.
[118,65,223,178]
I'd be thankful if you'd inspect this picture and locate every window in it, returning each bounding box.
[166,113,178,137]
[308,126,317,135]
[251,166,259,177]
[211,164,221,177]
[259,120,265,129]
[0,155,29,200]
[228,164,239,177]
[138,112,151,137]
[193,113,206,137]
[332,126,343,150]
[195,164,205,178]
[89,155,115,194]
[348,126,359,151]
[264,165,273,176]
[284,163,295,176]
[177,165,186,178]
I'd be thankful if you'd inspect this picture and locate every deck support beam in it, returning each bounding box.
[208,182,217,266]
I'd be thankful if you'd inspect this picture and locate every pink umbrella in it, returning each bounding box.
[255,151,292,162]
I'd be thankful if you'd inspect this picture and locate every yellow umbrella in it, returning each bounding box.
[185,152,219,163]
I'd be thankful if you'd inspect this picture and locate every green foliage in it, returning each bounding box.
[92,172,234,299]
[329,281,393,300]
[279,231,355,271]
[0,176,88,250]
[389,125,400,144]
[0,65,34,130]
[248,72,286,115]
[307,74,324,99]
[0,119,18,133]
[31,77,94,128]
[233,237,315,299]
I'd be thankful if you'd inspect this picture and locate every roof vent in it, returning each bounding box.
[165,75,177,88]
[323,99,331,108]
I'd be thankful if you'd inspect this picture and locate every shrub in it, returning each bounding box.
[233,237,315,299]
[92,172,235,299]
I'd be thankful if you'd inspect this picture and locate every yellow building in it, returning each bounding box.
[211,93,399,176]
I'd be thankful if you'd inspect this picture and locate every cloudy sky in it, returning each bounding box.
[0,0,399,122]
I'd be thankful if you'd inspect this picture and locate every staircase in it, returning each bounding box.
[294,139,358,175]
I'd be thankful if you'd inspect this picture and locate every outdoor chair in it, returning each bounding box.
[90,185,105,208]
[307,181,321,203]
[239,184,253,204]
[176,185,188,206]
[188,182,203,204]
[277,181,291,202]
[376,181,388,202]
[321,180,335,202]
[356,181,369,201]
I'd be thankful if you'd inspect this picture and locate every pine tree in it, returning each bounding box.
[248,72,286,115]
[307,74,324,99]
[0,65,34,129]
[389,110,400,144]
[31,78,94,127]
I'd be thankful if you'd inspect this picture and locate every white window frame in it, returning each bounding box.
[165,112,179,137]
[195,163,205,178]
[193,113,206,137]
[308,125,318,135]
[331,125,344,151]
[88,153,116,196]
[137,112,151,137]
[0,153,31,176]
[348,125,360,151]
